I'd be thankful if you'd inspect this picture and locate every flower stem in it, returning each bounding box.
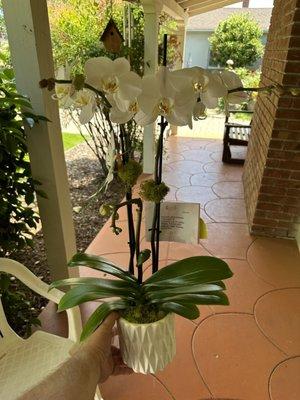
[119,124,136,275]
[135,201,143,284]
[151,118,168,274]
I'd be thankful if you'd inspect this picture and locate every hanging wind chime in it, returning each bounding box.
[100,0,124,53]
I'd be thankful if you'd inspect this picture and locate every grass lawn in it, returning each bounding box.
[62,132,87,151]
[233,113,252,122]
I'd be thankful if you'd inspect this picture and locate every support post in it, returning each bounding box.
[141,1,160,174]
[176,21,187,69]
[171,19,187,135]
[3,0,77,280]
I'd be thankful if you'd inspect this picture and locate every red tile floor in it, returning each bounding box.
[44,136,300,400]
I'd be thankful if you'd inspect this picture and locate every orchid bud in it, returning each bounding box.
[99,204,113,216]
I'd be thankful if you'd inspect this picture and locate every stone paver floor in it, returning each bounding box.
[40,135,300,400]
[86,136,300,400]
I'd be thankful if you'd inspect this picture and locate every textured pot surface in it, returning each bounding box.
[118,313,176,374]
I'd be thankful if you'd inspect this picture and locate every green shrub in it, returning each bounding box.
[235,67,261,101]
[0,74,44,256]
[0,55,45,337]
[209,13,264,68]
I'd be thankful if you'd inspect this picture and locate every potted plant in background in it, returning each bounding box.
[41,37,293,374]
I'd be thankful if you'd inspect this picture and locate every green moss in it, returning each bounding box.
[118,159,142,189]
[121,304,167,324]
[139,179,169,203]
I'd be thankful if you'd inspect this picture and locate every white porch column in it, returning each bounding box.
[170,19,187,135]
[176,21,187,69]
[141,0,160,173]
[3,0,77,280]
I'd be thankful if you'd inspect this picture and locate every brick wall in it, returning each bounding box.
[243,0,300,239]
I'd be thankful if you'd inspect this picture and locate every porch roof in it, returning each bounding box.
[175,0,242,17]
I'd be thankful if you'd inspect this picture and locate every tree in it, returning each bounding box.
[209,13,264,68]
[48,0,145,75]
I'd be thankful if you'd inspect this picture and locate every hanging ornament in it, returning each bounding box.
[100,0,123,54]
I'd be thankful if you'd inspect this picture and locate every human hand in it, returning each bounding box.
[81,312,133,383]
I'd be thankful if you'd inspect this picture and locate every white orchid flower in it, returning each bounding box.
[172,67,227,109]
[136,67,194,127]
[53,64,74,108]
[107,94,153,125]
[219,70,249,104]
[73,89,97,125]
[84,57,142,113]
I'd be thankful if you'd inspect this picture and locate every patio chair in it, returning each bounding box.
[0,258,102,400]
[222,110,253,164]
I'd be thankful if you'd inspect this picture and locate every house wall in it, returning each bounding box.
[184,30,268,69]
[184,31,211,68]
[243,0,300,239]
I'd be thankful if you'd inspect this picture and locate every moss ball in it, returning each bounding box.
[118,159,142,189]
[139,179,169,203]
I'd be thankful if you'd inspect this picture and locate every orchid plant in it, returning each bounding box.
[41,45,294,341]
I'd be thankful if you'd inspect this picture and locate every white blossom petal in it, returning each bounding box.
[113,93,130,113]
[79,102,95,124]
[134,110,156,126]
[141,75,160,97]
[138,91,158,117]
[201,91,219,108]
[84,57,113,89]
[112,57,131,77]
[110,107,133,124]
[118,71,142,101]
[220,70,243,90]
[157,67,177,98]
[206,72,227,98]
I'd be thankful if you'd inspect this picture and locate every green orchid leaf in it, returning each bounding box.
[80,300,128,341]
[146,282,226,297]
[49,277,140,294]
[58,285,131,312]
[145,273,227,288]
[68,253,138,283]
[160,302,200,320]
[151,292,229,306]
[144,257,233,287]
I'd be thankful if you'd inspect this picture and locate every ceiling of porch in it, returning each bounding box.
[176,0,241,17]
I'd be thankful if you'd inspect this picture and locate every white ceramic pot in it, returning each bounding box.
[118,313,176,374]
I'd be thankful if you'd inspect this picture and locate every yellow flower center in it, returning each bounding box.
[193,82,203,92]
[128,101,139,113]
[102,77,119,93]
[56,86,69,99]
[158,98,173,115]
